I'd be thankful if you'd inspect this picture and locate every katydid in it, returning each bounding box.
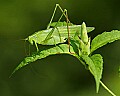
[25,4,95,51]
[25,25,94,49]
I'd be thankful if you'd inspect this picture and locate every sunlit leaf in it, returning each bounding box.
[82,54,103,93]
[11,44,76,76]
[91,30,120,53]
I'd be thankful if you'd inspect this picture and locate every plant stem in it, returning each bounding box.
[100,81,116,96]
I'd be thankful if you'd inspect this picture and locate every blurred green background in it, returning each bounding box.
[0,0,120,96]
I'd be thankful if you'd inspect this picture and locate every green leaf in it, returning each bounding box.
[91,30,120,53]
[82,54,103,93]
[11,44,76,76]
[90,54,103,93]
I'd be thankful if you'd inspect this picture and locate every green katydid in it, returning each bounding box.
[25,4,95,51]
[26,25,94,49]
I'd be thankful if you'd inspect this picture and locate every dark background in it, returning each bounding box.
[0,0,120,96]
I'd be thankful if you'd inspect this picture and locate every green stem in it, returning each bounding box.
[100,81,116,96]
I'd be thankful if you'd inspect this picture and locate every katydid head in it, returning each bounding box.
[27,36,34,45]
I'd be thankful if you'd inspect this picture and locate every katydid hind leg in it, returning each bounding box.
[44,4,70,45]
[47,4,71,29]
[65,9,71,53]
[52,5,71,52]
